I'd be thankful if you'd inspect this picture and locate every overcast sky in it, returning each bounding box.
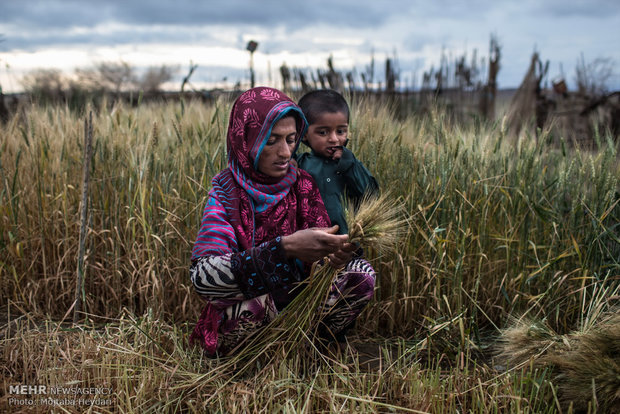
[1,0,619,93]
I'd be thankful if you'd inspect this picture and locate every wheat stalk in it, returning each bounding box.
[223,191,406,375]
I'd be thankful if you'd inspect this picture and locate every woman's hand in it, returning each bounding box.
[328,242,356,269]
[281,225,348,263]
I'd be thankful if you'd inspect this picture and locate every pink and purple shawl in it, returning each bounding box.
[192,87,330,260]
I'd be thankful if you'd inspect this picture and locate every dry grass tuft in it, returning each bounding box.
[1,310,507,413]
[495,310,620,412]
[495,319,573,369]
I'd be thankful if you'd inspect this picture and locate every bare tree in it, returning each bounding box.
[479,34,501,119]
[0,34,9,122]
[293,68,310,93]
[575,54,614,97]
[246,40,258,88]
[74,67,104,91]
[361,49,375,92]
[0,87,7,123]
[326,55,344,92]
[346,71,356,94]
[180,61,198,93]
[139,65,176,93]
[505,52,549,140]
[385,56,399,94]
[280,63,291,92]
[96,61,135,95]
[21,69,69,102]
[73,60,135,96]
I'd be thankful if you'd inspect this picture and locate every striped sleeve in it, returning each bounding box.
[190,254,245,301]
[191,192,238,260]
[190,238,303,301]
[190,185,302,303]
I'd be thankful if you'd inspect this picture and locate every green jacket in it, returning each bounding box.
[296,148,379,234]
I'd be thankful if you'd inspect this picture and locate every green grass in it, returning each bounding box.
[1,96,618,412]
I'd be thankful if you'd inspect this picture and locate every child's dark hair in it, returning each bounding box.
[298,89,349,125]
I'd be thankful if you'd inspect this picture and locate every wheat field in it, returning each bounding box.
[1,95,619,413]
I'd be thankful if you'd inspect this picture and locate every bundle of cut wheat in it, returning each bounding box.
[227,192,406,373]
[495,311,620,412]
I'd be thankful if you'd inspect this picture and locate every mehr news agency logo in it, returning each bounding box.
[8,384,114,408]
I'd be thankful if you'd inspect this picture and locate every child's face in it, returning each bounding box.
[304,111,348,160]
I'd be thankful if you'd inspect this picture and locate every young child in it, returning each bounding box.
[296,89,379,235]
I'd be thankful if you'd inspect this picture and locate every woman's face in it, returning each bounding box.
[257,116,297,178]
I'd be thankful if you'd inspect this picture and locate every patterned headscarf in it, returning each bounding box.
[227,87,307,213]
[192,87,325,260]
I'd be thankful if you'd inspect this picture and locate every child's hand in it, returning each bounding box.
[327,138,348,161]
[327,146,344,161]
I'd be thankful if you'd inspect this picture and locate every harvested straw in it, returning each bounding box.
[228,191,406,372]
[344,191,405,255]
[495,311,620,412]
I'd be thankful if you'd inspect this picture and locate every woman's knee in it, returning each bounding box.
[337,258,376,296]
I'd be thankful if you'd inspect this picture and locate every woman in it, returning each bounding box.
[190,87,376,356]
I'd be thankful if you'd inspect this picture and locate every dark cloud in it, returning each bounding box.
[1,0,406,30]
[0,0,409,52]
[417,0,620,19]
[534,0,620,18]
[1,26,217,51]
[1,1,116,28]
[5,0,616,54]
[2,0,618,91]
[3,0,618,39]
